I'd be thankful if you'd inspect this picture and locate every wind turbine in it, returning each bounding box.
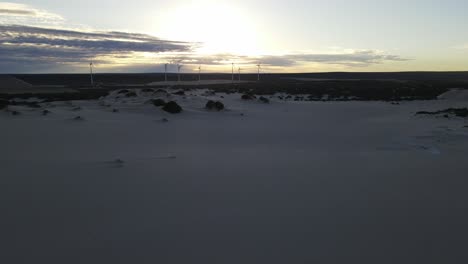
[256,62,262,81]
[231,62,235,82]
[164,63,168,82]
[89,62,94,87]
[238,67,242,81]
[198,65,202,82]
[177,64,183,82]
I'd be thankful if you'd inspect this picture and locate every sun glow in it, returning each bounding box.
[155,2,262,56]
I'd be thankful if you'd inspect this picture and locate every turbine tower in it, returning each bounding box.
[257,62,262,81]
[89,62,94,87]
[177,64,183,82]
[198,65,202,82]
[238,67,241,81]
[231,62,235,82]
[164,63,168,82]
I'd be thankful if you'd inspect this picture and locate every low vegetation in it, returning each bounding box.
[206,100,225,111]
[259,97,270,104]
[151,99,167,107]
[0,99,9,109]
[162,101,182,114]
[416,108,468,118]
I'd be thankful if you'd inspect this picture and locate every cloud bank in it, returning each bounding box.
[0,2,407,73]
[0,25,194,72]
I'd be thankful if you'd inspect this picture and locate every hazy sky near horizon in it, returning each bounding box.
[0,0,467,73]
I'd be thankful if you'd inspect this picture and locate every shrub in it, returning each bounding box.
[0,99,8,109]
[152,99,167,107]
[154,89,168,95]
[117,89,129,94]
[162,101,182,114]
[259,97,270,104]
[241,93,256,100]
[125,92,137,97]
[206,100,224,111]
[173,90,185,96]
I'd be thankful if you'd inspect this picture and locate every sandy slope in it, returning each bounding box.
[1,90,468,263]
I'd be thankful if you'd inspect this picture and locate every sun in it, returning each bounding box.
[155,2,262,56]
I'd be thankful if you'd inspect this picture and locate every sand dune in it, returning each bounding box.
[1,90,468,263]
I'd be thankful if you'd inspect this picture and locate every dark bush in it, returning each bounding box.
[152,99,167,107]
[125,92,137,97]
[215,101,225,110]
[11,110,20,116]
[154,89,168,94]
[259,97,270,104]
[117,89,129,94]
[173,90,185,96]
[42,109,51,116]
[162,101,182,114]
[241,94,256,100]
[206,100,224,111]
[142,88,154,93]
[416,108,468,118]
[206,100,216,109]
[0,99,9,109]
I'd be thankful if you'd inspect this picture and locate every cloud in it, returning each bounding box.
[0,2,64,25]
[156,50,407,69]
[0,8,36,16]
[0,23,406,73]
[453,44,468,50]
[0,3,406,73]
[0,25,195,72]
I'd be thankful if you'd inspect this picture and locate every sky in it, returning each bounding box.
[0,0,467,73]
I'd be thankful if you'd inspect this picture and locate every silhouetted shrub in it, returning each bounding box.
[206,100,224,111]
[11,110,20,116]
[162,101,182,114]
[259,97,270,104]
[154,89,168,95]
[142,88,154,93]
[42,109,51,116]
[241,94,255,100]
[152,99,167,107]
[0,99,8,109]
[173,90,185,96]
[117,89,129,94]
[125,92,137,97]
[416,108,468,118]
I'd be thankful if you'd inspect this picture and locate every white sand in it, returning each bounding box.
[1,90,468,263]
